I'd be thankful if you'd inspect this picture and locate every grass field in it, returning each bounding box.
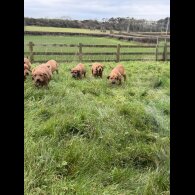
[25,26,117,34]
[24,61,170,194]
[24,35,169,62]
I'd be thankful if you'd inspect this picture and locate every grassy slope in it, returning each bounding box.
[24,26,118,34]
[24,61,170,195]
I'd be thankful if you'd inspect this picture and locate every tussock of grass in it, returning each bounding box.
[25,61,170,194]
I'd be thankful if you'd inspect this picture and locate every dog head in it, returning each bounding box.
[32,68,49,87]
[38,64,52,78]
[96,66,103,75]
[71,68,80,78]
[94,66,103,75]
[107,73,121,84]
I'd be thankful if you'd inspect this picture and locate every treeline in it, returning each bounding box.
[24,17,170,32]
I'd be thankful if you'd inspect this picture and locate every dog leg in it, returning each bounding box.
[79,74,82,79]
[123,74,126,81]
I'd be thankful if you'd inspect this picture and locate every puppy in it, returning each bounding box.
[24,57,31,70]
[71,63,86,79]
[35,64,53,79]
[91,63,104,78]
[32,64,52,87]
[45,59,58,74]
[24,63,31,80]
[107,64,126,85]
[32,64,52,79]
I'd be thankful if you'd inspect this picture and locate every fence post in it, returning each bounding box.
[155,44,158,61]
[163,42,167,61]
[28,42,34,63]
[156,36,159,45]
[78,43,82,62]
[116,44,120,62]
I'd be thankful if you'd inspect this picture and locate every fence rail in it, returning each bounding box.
[24,42,170,63]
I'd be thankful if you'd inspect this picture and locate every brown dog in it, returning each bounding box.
[107,64,126,85]
[24,57,31,70]
[33,63,53,80]
[45,59,58,74]
[91,63,104,78]
[32,64,52,87]
[24,63,31,80]
[71,63,86,79]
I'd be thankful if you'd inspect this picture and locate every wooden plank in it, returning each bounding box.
[32,52,159,56]
[33,58,157,63]
[33,52,77,55]
[24,44,116,48]
[157,52,167,55]
[33,59,115,63]
[120,45,156,48]
[82,45,117,48]
[31,44,78,47]
[33,52,116,56]
[24,44,159,48]
[119,59,156,61]
[120,52,155,55]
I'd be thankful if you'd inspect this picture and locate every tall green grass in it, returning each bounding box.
[24,61,170,194]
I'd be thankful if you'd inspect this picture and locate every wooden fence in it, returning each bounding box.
[24,42,170,63]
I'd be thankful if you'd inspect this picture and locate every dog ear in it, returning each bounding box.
[116,75,122,81]
[43,73,49,81]
[32,68,35,74]
[107,76,110,79]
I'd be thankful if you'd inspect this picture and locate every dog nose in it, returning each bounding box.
[36,78,40,82]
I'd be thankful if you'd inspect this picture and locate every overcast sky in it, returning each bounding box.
[24,0,170,21]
